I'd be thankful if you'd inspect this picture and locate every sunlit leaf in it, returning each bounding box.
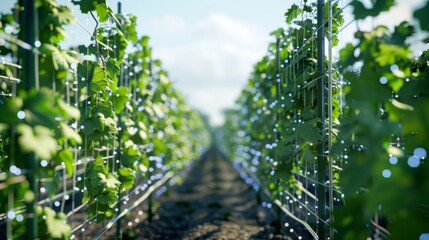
[17,125,57,160]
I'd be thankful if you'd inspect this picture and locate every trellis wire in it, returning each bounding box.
[0,1,208,239]
[228,0,355,239]
[21,0,38,238]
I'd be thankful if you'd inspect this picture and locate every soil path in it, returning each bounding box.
[133,147,293,240]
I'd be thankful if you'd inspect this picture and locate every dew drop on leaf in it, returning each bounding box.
[407,155,420,168]
[420,233,429,240]
[40,160,48,167]
[389,156,398,165]
[7,211,15,219]
[16,214,24,222]
[382,169,391,178]
[390,64,399,72]
[414,148,427,159]
[17,111,25,119]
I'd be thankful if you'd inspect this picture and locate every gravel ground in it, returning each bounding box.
[126,148,297,240]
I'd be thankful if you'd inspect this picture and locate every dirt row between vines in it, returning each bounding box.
[103,147,310,240]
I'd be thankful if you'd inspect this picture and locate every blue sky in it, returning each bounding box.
[1,0,293,125]
[110,0,425,126]
[1,0,425,125]
[116,0,294,125]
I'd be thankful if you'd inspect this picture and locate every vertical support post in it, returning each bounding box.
[327,0,335,238]
[275,37,281,140]
[316,0,327,239]
[115,2,123,240]
[20,0,38,239]
[147,46,154,224]
[148,193,153,222]
[274,37,281,234]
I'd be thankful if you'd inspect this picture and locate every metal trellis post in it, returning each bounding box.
[20,0,39,238]
[274,37,282,234]
[327,0,335,238]
[116,2,124,240]
[316,0,327,238]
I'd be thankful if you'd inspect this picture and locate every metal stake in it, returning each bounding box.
[327,0,335,238]
[316,0,327,238]
[20,0,39,238]
[116,2,123,240]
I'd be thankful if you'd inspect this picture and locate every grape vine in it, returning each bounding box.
[222,0,429,239]
[0,0,209,239]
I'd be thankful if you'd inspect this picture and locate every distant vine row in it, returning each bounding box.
[0,0,209,239]
[222,0,429,239]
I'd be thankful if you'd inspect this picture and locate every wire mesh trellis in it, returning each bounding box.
[223,0,429,239]
[0,1,209,239]
[225,0,351,239]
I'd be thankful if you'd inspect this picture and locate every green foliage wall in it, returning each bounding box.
[0,0,210,239]
[222,0,429,239]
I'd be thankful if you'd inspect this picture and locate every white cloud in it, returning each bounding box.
[183,86,241,126]
[194,14,257,46]
[152,15,187,34]
[375,3,413,27]
[150,13,269,126]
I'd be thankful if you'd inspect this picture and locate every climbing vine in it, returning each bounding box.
[223,0,343,202]
[333,1,429,239]
[222,0,429,239]
[0,0,209,239]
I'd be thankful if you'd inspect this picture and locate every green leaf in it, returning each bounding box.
[122,145,141,167]
[339,43,357,70]
[39,44,78,71]
[23,89,61,129]
[91,66,115,92]
[159,73,171,86]
[118,167,135,190]
[272,158,293,183]
[0,97,22,124]
[103,173,120,189]
[295,118,321,143]
[351,0,395,20]
[54,149,74,177]
[414,1,429,32]
[152,103,165,117]
[325,2,344,47]
[285,4,302,24]
[60,122,82,145]
[57,6,75,25]
[98,191,118,206]
[376,43,411,67]
[17,125,57,160]
[345,71,391,103]
[334,194,371,240]
[140,36,150,47]
[301,147,316,164]
[105,58,120,79]
[402,98,429,150]
[38,206,72,240]
[391,21,414,45]
[80,113,105,135]
[113,87,129,114]
[94,1,111,23]
[391,99,413,111]
[57,100,80,119]
[387,146,403,157]
[71,0,95,13]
